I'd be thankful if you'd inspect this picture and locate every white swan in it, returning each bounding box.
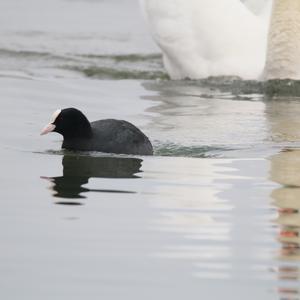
[140,0,300,80]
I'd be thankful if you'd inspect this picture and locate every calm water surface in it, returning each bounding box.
[1,0,300,299]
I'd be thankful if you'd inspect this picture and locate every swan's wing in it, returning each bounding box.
[241,0,272,16]
[140,0,206,78]
[141,0,269,79]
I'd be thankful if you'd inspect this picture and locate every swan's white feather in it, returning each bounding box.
[242,0,272,16]
[141,0,270,79]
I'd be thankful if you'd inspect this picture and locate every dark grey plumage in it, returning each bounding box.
[45,108,153,155]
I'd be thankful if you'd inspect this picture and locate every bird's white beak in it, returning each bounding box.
[40,123,56,135]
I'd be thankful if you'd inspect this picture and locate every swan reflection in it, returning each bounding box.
[270,149,300,299]
[270,149,300,261]
[42,154,142,204]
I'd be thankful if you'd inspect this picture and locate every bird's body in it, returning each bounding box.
[62,119,153,155]
[41,108,153,156]
[141,0,300,80]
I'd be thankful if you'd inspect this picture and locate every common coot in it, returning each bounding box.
[41,108,153,155]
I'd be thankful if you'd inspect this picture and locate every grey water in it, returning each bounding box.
[1,0,300,299]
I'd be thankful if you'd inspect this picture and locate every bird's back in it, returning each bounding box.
[90,119,153,155]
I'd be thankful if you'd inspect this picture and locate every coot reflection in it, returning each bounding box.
[42,155,142,203]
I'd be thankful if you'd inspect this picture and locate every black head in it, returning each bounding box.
[41,108,92,139]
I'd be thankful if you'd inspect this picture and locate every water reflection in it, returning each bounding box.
[270,149,300,260]
[42,155,142,203]
[264,96,300,299]
[264,99,300,143]
[147,157,235,281]
[270,149,300,300]
[142,80,267,153]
